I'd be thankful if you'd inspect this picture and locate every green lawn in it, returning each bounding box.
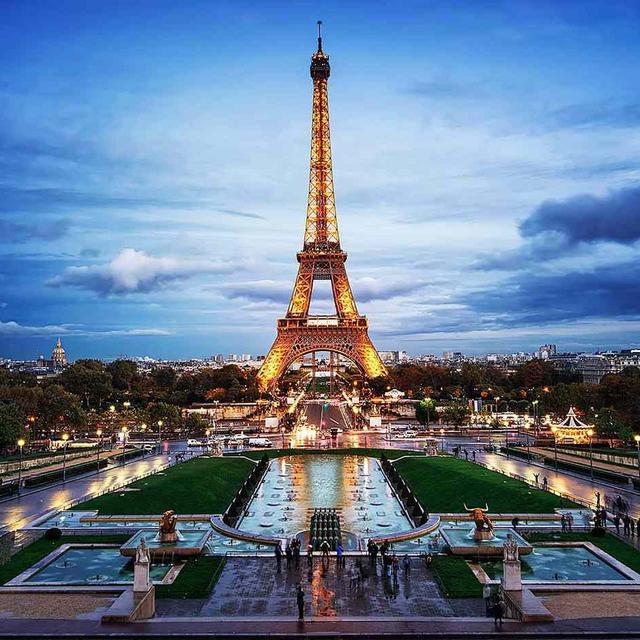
[156,556,226,599]
[430,555,482,598]
[0,535,130,585]
[77,457,254,515]
[228,447,421,461]
[394,456,579,513]
[526,532,640,574]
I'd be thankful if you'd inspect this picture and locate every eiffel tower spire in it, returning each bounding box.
[257,26,387,393]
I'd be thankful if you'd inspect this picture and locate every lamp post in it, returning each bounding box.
[524,424,531,460]
[17,438,25,494]
[140,423,147,456]
[96,429,103,474]
[120,427,128,465]
[61,433,69,482]
[551,425,558,472]
[157,420,163,454]
[587,428,594,481]
[440,427,445,454]
[635,435,640,479]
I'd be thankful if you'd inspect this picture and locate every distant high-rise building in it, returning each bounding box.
[227,354,238,362]
[214,354,225,363]
[442,351,454,360]
[378,350,408,364]
[537,344,557,360]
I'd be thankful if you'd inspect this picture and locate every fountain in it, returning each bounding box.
[464,503,495,541]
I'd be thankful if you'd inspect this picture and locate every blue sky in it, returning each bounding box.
[2,0,640,360]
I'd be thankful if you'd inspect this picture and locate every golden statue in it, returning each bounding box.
[159,509,178,542]
[464,503,494,533]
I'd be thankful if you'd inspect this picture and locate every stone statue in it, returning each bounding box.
[133,538,152,592]
[501,533,522,591]
[159,509,178,542]
[503,533,518,562]
[135,537,150,564]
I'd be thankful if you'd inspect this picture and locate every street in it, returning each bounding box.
[0,441,188,530]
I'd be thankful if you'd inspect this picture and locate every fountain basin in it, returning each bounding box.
[440,526,532,557]
[120,529,211,558]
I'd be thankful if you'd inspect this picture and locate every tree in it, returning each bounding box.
[416,398,436,426]
[0,403,25,449]
[38,384,86,432]
[183,413,207,436]
[595,408,626,447]
[145,402,181,431]
[57,360,112,410]
[107,360,139,392]
[442,402,470,427]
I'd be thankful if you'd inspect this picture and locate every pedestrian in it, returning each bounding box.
[482,583,492,616]
[402,554,411,577]
[534,472,539,486]
[307,544,313,569]
[424,552,433,567]
[464,449,469,460]
[561,514,566,532]
[275,541,282,573]
[285,542,293,570]
[320,539,330,561]
[336,541,344,568]
[636,517,640,535]
[380,539,390,559]
[296,584,305,621]
[293,539,301,569]
[542,476,548,491]
[631,519,636,537]
[567,513,574,532]
[601,508,608,528]
[614,514,621,535]
[371,542,379,566]
[623,514,630,536]
[391,554,399,580]
[493,596,505,627]
[511,516,519,531]
[472,451,476,462]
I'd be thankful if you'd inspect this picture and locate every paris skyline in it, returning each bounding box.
[2,0,640,360]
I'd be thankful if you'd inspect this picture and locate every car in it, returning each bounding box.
[248,438,273,448]
[187,439,204,447]
[142,444,154,451]
[403,431,418,438]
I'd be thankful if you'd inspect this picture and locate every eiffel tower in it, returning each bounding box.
[257,23,387,392]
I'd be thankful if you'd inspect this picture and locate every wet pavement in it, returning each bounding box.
[157,556,484,618]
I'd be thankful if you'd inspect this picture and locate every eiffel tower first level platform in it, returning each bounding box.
[257,23,386,392]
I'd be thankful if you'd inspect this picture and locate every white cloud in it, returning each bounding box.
[47,248,239,296]
[0,320,171,337]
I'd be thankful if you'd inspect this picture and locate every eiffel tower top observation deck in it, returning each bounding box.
[256,24,387,393]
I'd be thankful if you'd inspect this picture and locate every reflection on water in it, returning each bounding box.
[238,455,412,546]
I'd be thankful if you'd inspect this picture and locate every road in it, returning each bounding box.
[0,441,188,530]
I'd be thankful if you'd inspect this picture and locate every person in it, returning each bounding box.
[285,542,293,570]
[391,554,399,580]
[631,518,636,537]
[601,508,608,528]
[336,541,344,568]
[402,554,411,577]
[464,449,469,460]
[534,472,539,486]
[320,539,330,561]
[542,476,548,491]
[482,583,492,616]
[623,514,630,536]
[567,513,574,532]
[371,542,379,566]
[511,516,520,531]
[296,584,305,621]
[472,450,476,462]
[275,541,282,573]
[493,596,505,627]
[293,539,301,569]
[307,544,314,569]
[380,539,390,559]
[636,517,640,536]
[424,552,433,567]
[614,514,621,535]
[561,514,566,532]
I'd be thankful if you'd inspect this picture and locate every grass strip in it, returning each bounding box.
[430,555,482,598]
[76,456,254,515]
[156,556,226,599]
[394,456,580,513]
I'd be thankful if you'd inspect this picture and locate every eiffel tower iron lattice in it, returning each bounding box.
[257,24,387,393]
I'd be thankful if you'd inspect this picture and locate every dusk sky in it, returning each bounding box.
[2,0,640,361]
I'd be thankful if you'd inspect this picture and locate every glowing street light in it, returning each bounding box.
[635,435,640,479]
[17,438,25,494]
[550,425,558,472]
[96,428,103,473]
[587,428,594,481]
[439,427,445,453]
[62,433,69,482]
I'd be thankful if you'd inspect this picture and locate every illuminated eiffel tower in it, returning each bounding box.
[257,23,387,392]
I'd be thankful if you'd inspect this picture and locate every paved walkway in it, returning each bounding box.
[157,557,484,618]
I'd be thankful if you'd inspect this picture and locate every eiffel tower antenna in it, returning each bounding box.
[257,27,386,393]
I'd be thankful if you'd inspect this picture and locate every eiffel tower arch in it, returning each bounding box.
[257,23,387,393]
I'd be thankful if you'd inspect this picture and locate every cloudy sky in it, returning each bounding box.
[2,0,640,361]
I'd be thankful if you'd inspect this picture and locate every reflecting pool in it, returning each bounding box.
[238,455,412,545]
[18,546,171,585]
[480,545,631,582]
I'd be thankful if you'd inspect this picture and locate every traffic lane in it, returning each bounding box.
[0,450,178,530]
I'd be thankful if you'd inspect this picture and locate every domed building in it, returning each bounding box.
[51,337,68,368]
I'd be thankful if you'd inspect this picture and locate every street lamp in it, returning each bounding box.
[440,427,445,454]
[524,424,531,460]
[157,420,163,454]
[635,435,640,479]
[550,425,558,472]
[96,429,103,473]
[17,438,25,494]
[61,433,69,482]
[120,427,128,465]
[587,428,594,481]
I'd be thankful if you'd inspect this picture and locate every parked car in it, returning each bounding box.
[187,439,204,447]
[248,438,273,448]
